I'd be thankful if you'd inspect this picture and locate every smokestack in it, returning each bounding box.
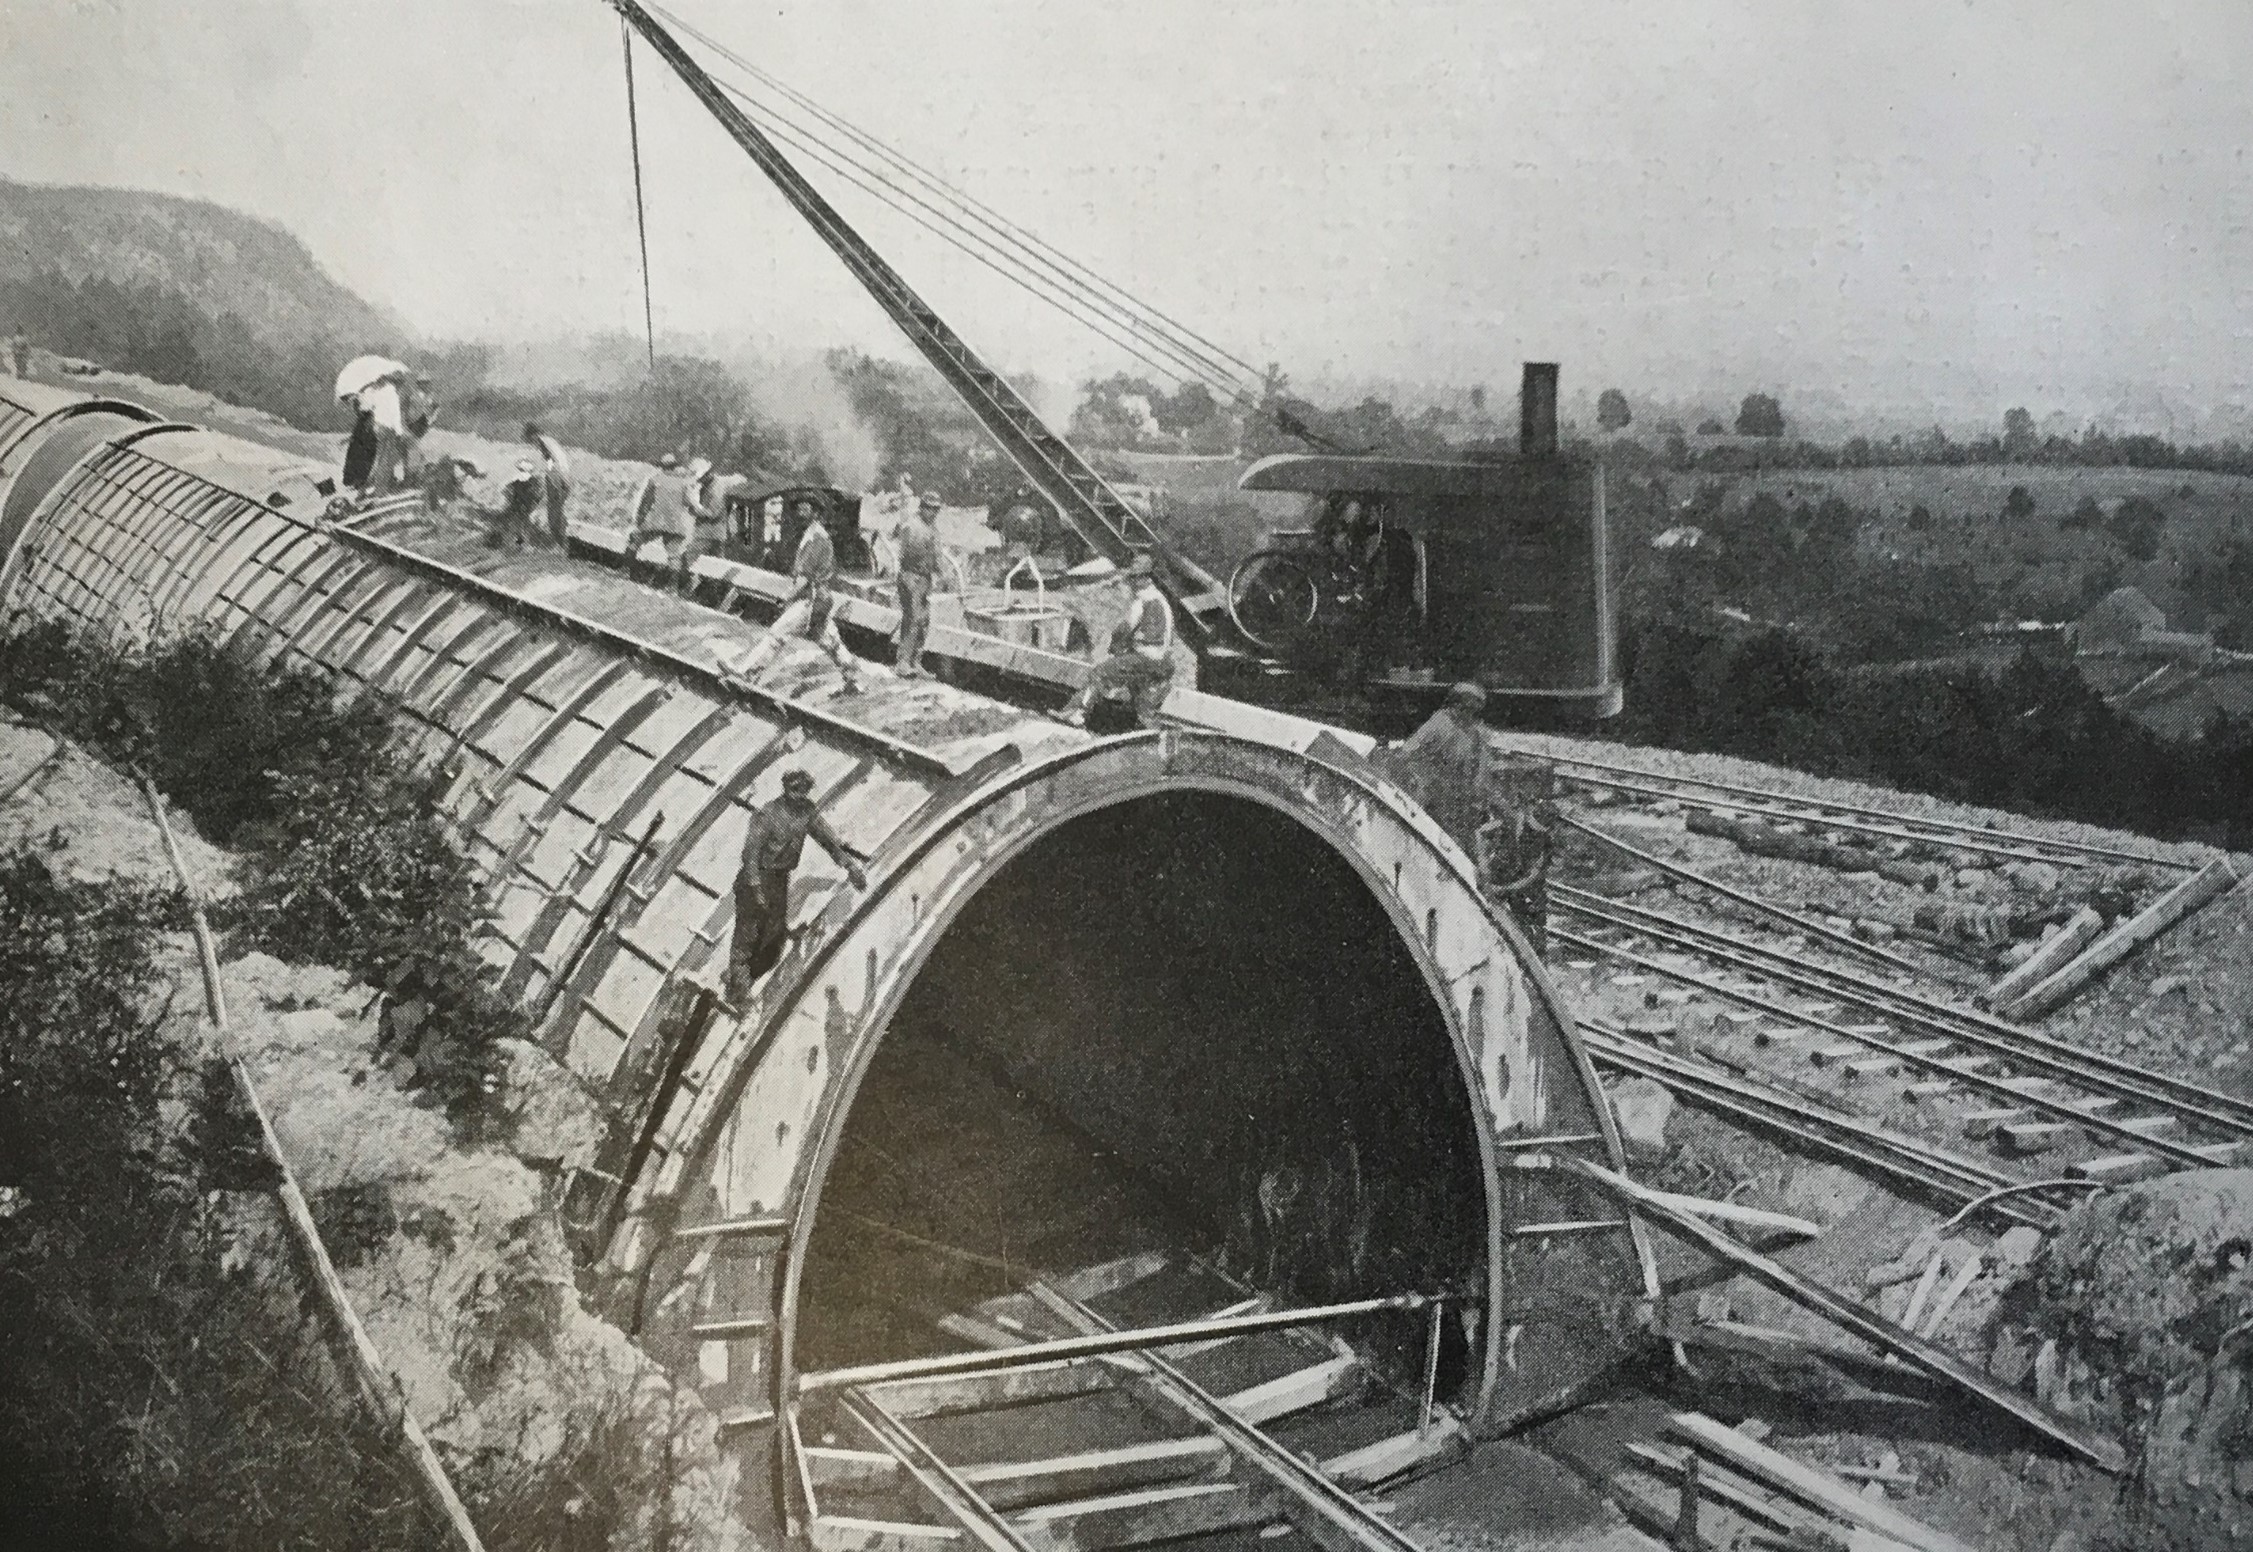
[1520,363,1559,457]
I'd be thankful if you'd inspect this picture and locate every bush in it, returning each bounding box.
[0,623,525,1133]
[1615,622,2253,847]
[0,851,439,1550]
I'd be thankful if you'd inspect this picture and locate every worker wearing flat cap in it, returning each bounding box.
[1056,551,1175,729]
[893,490,944,677]
[1380,682,1553,947]
[725,767,868,1008]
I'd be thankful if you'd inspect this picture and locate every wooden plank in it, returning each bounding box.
[875,1359,1118,1421]
[2004,858,2244,1019]
[1225,1354,1358,1424]
[1983,906,2103,1008]
[970,1439,1231,1512]
[1961,1107,2028,1139]
[811,1517,962,1552]
[1052,1251,1171,1302]
[1994,1122,2071,1156]
[1670,1412,1978,1552]
[1320,1418,1467,1488]
[1641,1190,1821,1241]
[2069,1153,2165,1183]
[1555,1156,2126,1473]
[808,1440,1236,1516]
[1012,1481,1268,1552]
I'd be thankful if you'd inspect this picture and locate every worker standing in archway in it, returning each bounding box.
[1056,553,1174,728]
[724,768,868,1008]
[894,490,942,677]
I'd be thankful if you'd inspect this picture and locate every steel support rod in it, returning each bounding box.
[797,1292,1435,1396]
[142,778,489,1552]
[1534,1152,2126,1473]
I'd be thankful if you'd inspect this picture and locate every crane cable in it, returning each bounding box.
[643,0,1269,406]
[621,16,658,371]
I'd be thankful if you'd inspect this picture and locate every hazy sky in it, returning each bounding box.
[5,1,2249,422]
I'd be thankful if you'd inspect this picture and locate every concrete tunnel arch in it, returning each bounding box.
[0,381,1658,1496]
[611,725,1660,1443]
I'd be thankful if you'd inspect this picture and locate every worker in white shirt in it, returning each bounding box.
[525,422,571,546]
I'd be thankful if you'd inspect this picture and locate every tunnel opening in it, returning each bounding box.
[796,788,1490,1404]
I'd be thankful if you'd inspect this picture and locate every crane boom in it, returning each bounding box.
[609,0,1241,652]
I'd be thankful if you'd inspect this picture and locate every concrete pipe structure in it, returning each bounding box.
[0,383,1654,1495]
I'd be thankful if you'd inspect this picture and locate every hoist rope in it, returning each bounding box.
[643,0,1269,406]
[621,16,659,371]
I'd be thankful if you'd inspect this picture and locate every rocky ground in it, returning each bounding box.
[1,712,756,1552]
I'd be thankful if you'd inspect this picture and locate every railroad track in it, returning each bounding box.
[1554,886,2252,1188]
[1533,747,2197,876]
[793,1252,1465,1552]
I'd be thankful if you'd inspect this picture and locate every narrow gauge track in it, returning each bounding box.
[1579,1020,2062,1229]
[1558,886,2253,1136]
[1531,747,2197,875]
[1552,891,2249,1185]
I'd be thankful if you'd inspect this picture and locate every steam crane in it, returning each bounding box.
[609,1,1243,651]
[608,0,1621,725]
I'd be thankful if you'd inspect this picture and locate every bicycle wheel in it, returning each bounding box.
[1227,550,1321,652]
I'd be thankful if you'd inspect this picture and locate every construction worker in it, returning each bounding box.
[357,371,416,495]
[525,422,571,546]
[999,488,1045,564]
[894,490,942,677]
[726,499,864,693]
[1057,553,1173,727]
[486,459,547,549]
[724,768,868,1007]
[626,453,697,593]
[1381,682,1491,857]
[1379,683,1549,944]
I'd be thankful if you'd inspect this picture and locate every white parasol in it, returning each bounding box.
[334,355,408,401]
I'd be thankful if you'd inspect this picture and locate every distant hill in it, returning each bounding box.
[0,178,409,428]
[0,177,402,348]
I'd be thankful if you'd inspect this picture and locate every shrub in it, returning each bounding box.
[0,850,439,1550]
[0,623,526,1134]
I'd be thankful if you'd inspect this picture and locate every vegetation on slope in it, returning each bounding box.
[0,622,526,1128]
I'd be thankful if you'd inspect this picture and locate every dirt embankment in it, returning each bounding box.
[2,713,758,1552]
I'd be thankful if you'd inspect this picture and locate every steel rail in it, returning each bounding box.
[836,1389,1042,1552]
[1558,887,2253,1138]
[1580,1023,2056,1227]
[1541,750,2194,871]
[798,1292,1435,1395]
[1027,1284,1433,1552]
[1560,812,1924,976]
[1549,923,2224,1170]
[1543,1154,2127,1473]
